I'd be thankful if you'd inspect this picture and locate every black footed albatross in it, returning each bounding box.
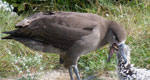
[2,12,127,80]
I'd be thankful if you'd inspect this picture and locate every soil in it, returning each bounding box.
[0,69,118,80]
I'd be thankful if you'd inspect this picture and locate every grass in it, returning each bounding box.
[0,11,60,78]
[0,0,150,79]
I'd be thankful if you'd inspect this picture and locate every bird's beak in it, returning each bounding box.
[107,43,118,62]
[107,43,127,63]
[118,44,127,63]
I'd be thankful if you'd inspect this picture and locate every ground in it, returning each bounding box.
[0,69,118,80]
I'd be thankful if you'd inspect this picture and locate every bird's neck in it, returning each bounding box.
[117,56,136,80]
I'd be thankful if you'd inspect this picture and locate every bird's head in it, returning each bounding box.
[106,21,127,63]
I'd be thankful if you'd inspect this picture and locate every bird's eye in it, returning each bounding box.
[112,31,119,42]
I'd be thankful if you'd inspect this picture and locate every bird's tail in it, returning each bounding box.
[2,30,45,52]
[2,30,17,39]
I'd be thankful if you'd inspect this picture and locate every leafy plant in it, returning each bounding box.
[2,0,143,14]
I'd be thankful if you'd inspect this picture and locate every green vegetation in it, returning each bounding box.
[0,0,150,79]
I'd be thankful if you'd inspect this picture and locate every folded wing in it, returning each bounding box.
[2,17,93,52]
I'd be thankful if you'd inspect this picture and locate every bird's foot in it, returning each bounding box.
[68,65,81,80]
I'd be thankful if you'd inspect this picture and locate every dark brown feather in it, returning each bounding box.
[2,16,92,50]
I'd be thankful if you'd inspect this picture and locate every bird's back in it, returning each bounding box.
[3,12,106,53]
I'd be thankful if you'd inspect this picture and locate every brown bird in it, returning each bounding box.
[2,12,127,80]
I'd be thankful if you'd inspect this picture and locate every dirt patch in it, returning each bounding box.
[39,69,71,80]
[97,71,118,80]
[0,69,118,80]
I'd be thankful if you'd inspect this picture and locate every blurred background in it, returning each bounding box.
[0,0,150,80]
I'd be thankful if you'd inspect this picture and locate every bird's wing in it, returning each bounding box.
[2,17,95,51]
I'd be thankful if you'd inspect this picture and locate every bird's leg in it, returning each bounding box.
[73,65,80,80]
[68,65,81,80]
[69,67,74,80]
